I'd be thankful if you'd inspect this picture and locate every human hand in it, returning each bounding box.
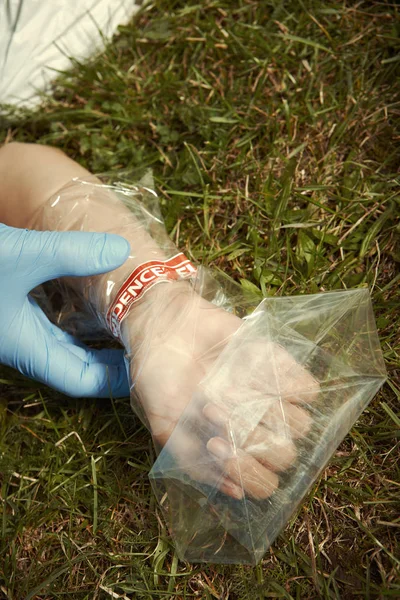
[122,284,319,500]
[0,224,130,397]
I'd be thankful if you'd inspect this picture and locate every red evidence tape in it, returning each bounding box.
[106,252,197,339]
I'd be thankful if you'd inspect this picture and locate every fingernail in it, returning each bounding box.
[207,437,233,460]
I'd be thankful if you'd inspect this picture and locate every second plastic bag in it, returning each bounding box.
[150,288,386,563]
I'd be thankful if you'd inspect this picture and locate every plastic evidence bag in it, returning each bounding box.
[31,176,387,565]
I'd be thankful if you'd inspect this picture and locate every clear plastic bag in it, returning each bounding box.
[30,176,387,565]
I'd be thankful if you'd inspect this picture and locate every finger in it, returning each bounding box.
[90,347,127,367]
[278,372,320,405]
[23,302,129,397]
[47,342,129,399]
[225,340,320,404]
[203,399,312,442]
[241,426,297,472]
[64,343,127,371]
[203,402,297,472]
[261,401,312,439]
[207,437,279,500]
[218,476,244,500]
[64,347,130,397]
[161,425,227,488]
[150,393,245,501]
[28,297,129,395]
[29,298,89,350]
[6,227,130,289]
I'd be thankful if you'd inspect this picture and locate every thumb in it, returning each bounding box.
[14,228,130,288]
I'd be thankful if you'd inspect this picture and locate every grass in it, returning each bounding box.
[0,0,400,598]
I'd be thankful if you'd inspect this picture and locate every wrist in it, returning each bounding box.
[120,279,193,348]
[120,277,240,372]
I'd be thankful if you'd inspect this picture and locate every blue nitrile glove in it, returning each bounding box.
[0,224,130,397]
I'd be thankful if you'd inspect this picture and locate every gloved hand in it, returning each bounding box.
[0,224,131,397]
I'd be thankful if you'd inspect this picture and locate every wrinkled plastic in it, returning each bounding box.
[150,290,386,563]
[31,177,387,565]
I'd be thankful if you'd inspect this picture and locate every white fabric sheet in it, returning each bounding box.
[0,0,141,107]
